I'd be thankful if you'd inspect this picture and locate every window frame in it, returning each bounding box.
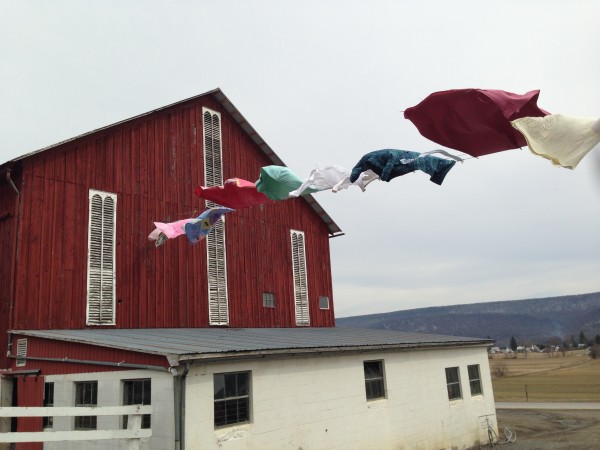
[74,381,98,430]
[262,292,275,308]
[290,229,309,326]
[318,296,330,310]
[213,371,251,428]
[203,107,229,326]
[122,378,152,429]
[468,364,483,396]
[86,189,117,326]
[445,366,462,401]
[16,338,27,367]
[363,360,386,401]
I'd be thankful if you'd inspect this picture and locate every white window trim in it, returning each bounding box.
[202,107,223,205]
[86,189,117,326]
[203,108,229,326]
[16,338,27,367]
[206,220,229,325]
[290,230,309,326]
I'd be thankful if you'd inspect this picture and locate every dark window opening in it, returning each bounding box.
[445,367,462,400]
[468,364,483,396]
[123,379,151,429]
[364,360,385,400]
[214,372,250,427]
[74,381,98,430]
[43,382,54,429]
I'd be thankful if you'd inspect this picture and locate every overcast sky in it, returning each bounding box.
[2,1,599,318]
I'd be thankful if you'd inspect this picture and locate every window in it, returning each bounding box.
[214,372,250,427]
[319,296,330,310]
[290,230,309,326]
[445,367,462,400]
[262,292,275,308]
[203,108,229,326]
[16,338,27,367]
[43,382,54,429]
[123,379,151,429]
[74,381,98,430]
[86,190,117,326]
[364,360,385,400]
[468,364,483,396]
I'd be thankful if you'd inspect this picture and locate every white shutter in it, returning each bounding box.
[203,108,229,325]
[291,230,310,326]
[16,338,27,367]
[86,190,117,326]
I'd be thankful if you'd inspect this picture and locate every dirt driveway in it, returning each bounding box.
[493,409,600,449]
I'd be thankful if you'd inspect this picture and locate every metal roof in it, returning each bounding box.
[1,88,342,235]
[11,328,491,363]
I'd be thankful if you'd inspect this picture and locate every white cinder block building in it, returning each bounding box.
[10,327,497,450]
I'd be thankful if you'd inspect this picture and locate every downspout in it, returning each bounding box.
[172,362,190,450]
[1,168,19,196]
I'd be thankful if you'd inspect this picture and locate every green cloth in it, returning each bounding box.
[255,166,317,200]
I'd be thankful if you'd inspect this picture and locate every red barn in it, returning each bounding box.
[0,88,341,347]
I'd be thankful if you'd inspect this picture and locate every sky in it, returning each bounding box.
[1,1,599,318]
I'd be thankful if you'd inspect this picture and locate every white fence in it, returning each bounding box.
[0,405,152,448]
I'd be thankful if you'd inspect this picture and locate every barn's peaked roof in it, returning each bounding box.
[12,327,491,365]
[3,88,342,235]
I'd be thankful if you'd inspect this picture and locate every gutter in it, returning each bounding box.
[7,354,167,372]
[175,340,493,363]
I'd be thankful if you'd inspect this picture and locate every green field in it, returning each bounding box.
[489,351,600,402]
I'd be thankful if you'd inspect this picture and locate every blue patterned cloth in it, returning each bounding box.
[184,207,235,245]
[350,149,456,185]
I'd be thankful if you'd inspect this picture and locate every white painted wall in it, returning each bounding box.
[43,369,175,450]
[185,346,497,450]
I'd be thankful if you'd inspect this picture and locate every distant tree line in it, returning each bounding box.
[504,331,600,355]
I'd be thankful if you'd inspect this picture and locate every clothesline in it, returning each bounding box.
[148,88,600,248]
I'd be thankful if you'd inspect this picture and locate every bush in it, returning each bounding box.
[495,365,508,377]
[590,344,600,359]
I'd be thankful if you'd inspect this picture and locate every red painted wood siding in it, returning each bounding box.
[14,375,44,450]
[8,335,168,375]
[7,93,335,333]
[0,169,20,368]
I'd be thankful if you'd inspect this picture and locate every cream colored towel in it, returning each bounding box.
[511,114,600,169]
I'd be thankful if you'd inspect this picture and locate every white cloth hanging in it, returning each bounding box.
[288,164,379,197]
[511,114,600,169]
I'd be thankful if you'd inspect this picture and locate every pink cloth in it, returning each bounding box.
[194,178,272,209]
[148,218,195,240]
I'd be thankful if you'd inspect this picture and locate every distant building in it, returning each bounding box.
[0,89,497,449]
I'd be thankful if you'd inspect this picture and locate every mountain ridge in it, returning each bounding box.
[335,292,600,347]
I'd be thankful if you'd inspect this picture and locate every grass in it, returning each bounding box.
[489,351,600,402]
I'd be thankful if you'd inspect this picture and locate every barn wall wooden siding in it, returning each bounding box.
[0,170,21,368]
[9,335,168,375]
[7,93,335,334]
